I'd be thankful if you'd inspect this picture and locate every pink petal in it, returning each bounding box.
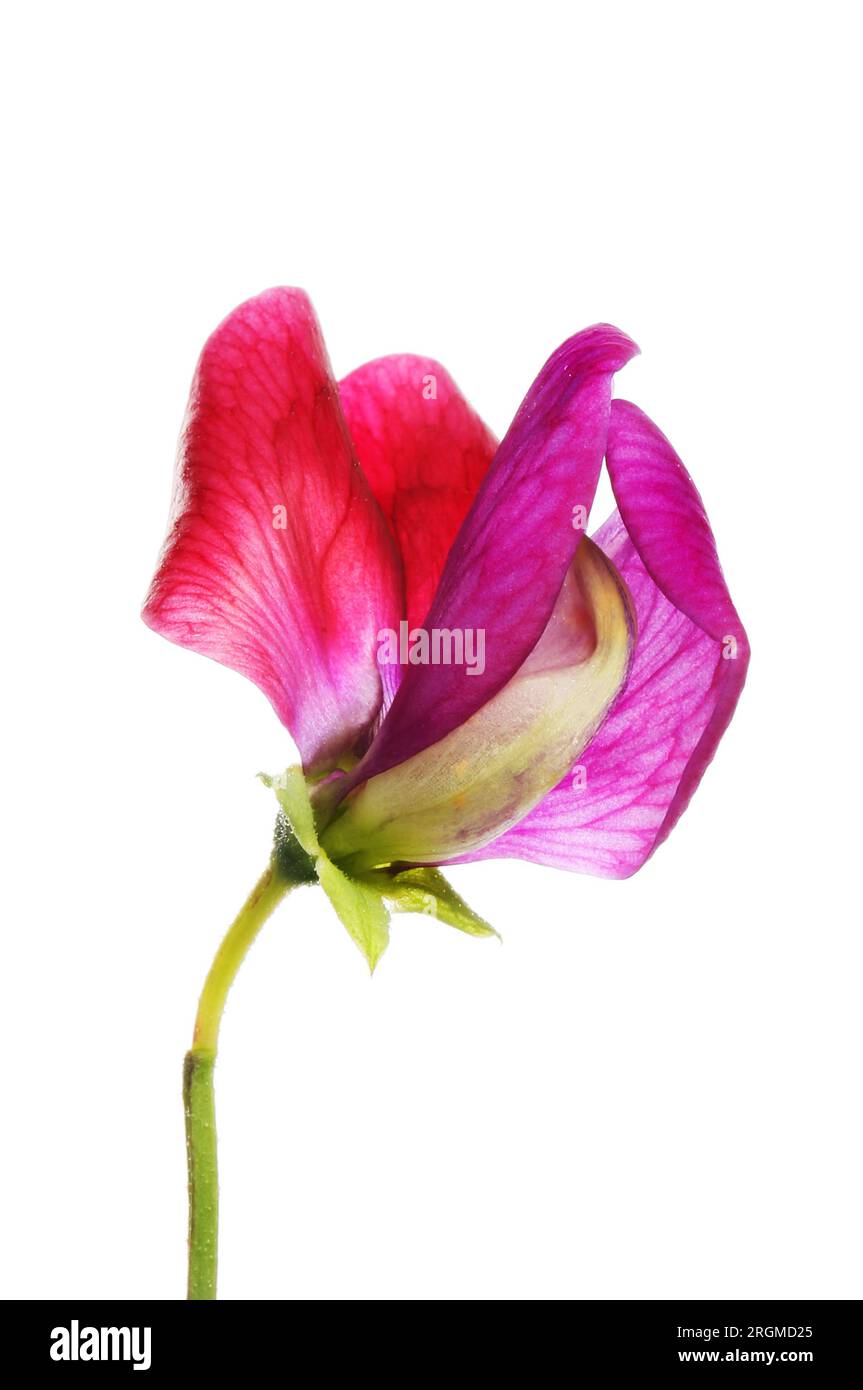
[459,403,749,877]
[339,355,497,635]
[142,288,403,775]
[351,325,639,785]
[320,537,634,871]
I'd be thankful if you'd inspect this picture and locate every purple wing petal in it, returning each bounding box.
[458,403,749,877]
[320,537,634,871]
[352,326,639,785]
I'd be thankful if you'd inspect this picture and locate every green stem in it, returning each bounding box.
[183,857,299,1301]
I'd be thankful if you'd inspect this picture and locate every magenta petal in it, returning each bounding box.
[459,404,749,878]
[353,325,639,784]
[607,400,747,646]
[339,355,497,637]
[142,288,403,774]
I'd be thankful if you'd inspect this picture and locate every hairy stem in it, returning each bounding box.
[183,855,308,1300]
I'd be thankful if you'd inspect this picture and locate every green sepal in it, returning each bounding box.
[316,855,391,974]
[272,812,318,885]
[262,768,498,967]
[261,766,391,972]
[260,766,319,858]
[367,865,500,940]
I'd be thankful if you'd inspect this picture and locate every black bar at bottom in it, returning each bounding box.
[2,1298,859,1375]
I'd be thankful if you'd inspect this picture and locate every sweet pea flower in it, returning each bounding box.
[145,285,748,953]
[144,288,748,1297]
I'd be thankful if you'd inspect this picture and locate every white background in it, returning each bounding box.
[2,1,860,1300]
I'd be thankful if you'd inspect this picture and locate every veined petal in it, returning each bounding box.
[607,400,747,647]
[460,404,749,878]
[604,400,749,850]
[142,288,402,776]
[320,538,634,870]
[339,355,497,637]
[348,325,639,786]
